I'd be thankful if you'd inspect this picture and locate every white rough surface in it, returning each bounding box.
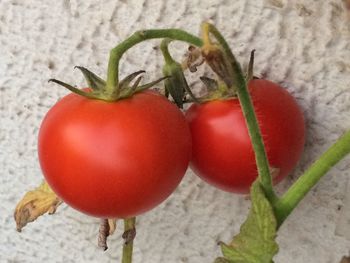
[1,0,350,262]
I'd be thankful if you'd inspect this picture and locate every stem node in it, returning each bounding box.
[122,217,136,263]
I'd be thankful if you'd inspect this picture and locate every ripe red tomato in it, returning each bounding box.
[185,79,305,193]
[38,90,191,218]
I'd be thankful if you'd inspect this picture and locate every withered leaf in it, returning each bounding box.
[14,181,62,232]
[108,218,117,235]
[340,256,350,263]
[98,219,117,250]
[345,0,350,11]
[182,45,203,72]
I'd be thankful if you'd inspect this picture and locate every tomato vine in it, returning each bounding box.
[14,23,350,263]
[101,22,350,262]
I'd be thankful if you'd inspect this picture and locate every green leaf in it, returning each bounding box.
[48,79,98,100]
[118,76,143,98]
[219,181,279,263]
[75,66,106,91]
[119,70,145,90]
[135,76,169,93]
[214,257,233,263]
[117,76,169,99]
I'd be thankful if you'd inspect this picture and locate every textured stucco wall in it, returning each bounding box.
[1,0,350,262]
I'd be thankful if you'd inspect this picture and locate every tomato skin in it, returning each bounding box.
[38,90,191,218]
[185,79,305,193]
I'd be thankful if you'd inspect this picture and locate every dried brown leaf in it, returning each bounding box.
[14,181,62,232]
[182,45,203,72]
[98,219,117,250]
[345,0,350,11]
[108,218,117,235]
[340,256,350,263]
[266,0,284,8]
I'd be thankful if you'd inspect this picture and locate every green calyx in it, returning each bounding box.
[159,37,238,107]
[161,38,199,108]
[198,76,236,102]
[49,67,167,102]
[197,49,256,102]
[198,49,257,104]
[163,62,187,108]
[179,31,256,104]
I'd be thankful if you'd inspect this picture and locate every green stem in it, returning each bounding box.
[274,130,350,226]
[160,38,200,104]
[246,50,255,82]
[160,38,176,64]
[122,217,136,263]
[203,23,278,203]
[106,29,203,96]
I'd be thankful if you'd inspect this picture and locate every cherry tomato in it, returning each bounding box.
[38,90,191,218]
[185,79,305,193]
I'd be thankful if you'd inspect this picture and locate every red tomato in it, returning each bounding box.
[185,79,305,193]
[38,90,191,218]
